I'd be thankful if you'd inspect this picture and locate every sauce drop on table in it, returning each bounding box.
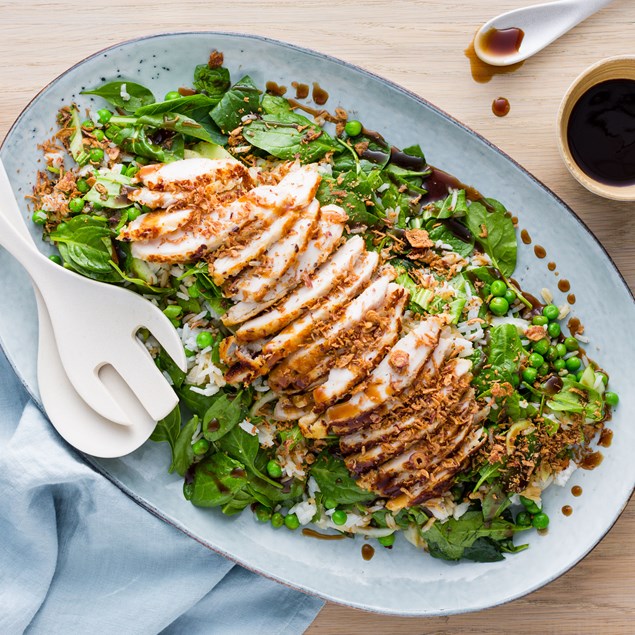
[562,505,573,517]
[492,97,510,117]
[520,229,532,244]
[571,485,583,497]
[534,245,546,259]
[302,528,346,541]
[361,544,375,561]
[548,261,557,271]
[265,81,286,96]
[598,428,613,448]
[291,81,309,99]
[580,450,604,470]
[312,82,329,105]
[567,293,576,305]
[567,79,635,186]
[558,279,571,292]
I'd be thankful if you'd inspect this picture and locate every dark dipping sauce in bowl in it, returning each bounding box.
[567,79,635,186]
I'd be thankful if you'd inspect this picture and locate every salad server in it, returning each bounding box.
[0,158,186,426]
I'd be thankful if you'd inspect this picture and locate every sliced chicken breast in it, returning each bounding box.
[137,157,249,189]
[119,208,196,242]
[126,188,184,209]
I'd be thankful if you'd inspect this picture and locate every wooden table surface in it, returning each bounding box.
[2,1,633,632]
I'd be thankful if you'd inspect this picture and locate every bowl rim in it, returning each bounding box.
[556,54,635,202]
[1,30,634,616]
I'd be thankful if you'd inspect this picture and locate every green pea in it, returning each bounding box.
[76,178,90,193]
[520,495,541,514]
[596,372,609,386]
[163,305,182,319]
[164,91,181,101]
[127,207,141,222]
[489,296,509,316]
[532,315,549,326]
[105,125,121,140]
[323,498,338,510]
[546,345,558,361]
[515,511,532,527]
[184,348,196,358]
[344,120,362,136]
[491,280,507,297]
[565,356,581,372]
[89,147,104,163]
[271,512,284,528]
[97,108,112,124]
[266,460,283,479]
[68,197,85,214]
[605,391,619,407]
[556,343,567,358]
[94,129,105,141]
[332,510,348,526]
[81,119,95,131]
[196,331,213,349]
[49,254,62,265]
[553,358,566,372]
[532,512,549,529]
[564,336,579,351]
[192,438,209,455]
[575,370,584,381]
[504,288,517,303]
[547,322,561,338]
[528,352,544,368]
[532,338,550,356]
[522,367,537,384]
[538,362,550,377]
[378,534,395,547]
[187,284,201,299]
[254,504,272,523]
[542,304,559,321]
[32,210,47,225]
[284,513,300,530]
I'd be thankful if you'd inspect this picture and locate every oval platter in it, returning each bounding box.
[0,32,633,616]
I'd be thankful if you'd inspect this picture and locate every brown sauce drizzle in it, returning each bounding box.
[580,451,603,470]
[207,417,220,432]
[291,81,309,99]
[178,87,197,96]
[312,82,329,105]
[481,27,525,56]
[567,293,576,305]
[562,505,573,517]
[492,97,511,117]
[534,245,546,259]
[464,39,525,84]
[571,485,583,497]
[520,229,532,245]
[230,468,246,479]
[422,167,483,203]
[302,528,346,541]
[567,316,583,335]
[511,215,518,225]
[548,261,556,271]
[361,544,375,561]
[598,428,613,448]
[265,81,286,96]
[538,528,549,536]
[286,98,339,123]
[558,279,571,292]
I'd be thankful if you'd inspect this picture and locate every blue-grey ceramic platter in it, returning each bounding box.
[1,32,634,616]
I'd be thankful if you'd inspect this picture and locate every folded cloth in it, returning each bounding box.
[0,349,323,634]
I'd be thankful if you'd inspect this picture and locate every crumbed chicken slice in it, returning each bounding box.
[137,157,249,189]
[227,200,319,303]
[338,336,456,454]
[325,316,445,428]
[126,188,184,209]
[227,235,366,333]
[223,205,347,327]
[222,251,380,384]
[268,277,394,393]
[385,427,485,510]
[312,289,405,411]
[119,208,196,242]
[343,361,473,474]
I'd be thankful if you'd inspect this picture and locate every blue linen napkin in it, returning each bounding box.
[0,349,323,634]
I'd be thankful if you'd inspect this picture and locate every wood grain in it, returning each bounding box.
[1,1,633,632]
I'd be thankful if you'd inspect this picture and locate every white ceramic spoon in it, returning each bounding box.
[0,159,186,427]
[474,0,615,66]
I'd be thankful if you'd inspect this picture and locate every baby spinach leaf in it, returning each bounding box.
[243,112,340,163]
[135,113,219,144]
[423,511,520,562]
[260,94,293,115]
[310,452,375,505]
[189,453,249,507]
[427,223,475,257]
[82,81,155,113]
[474,324,523,395]
[135,94,218,118]
[221,488,256,516]
[150,404,181,453]
[481,483,512,521]
[317,171,382,226]
[171,415,200,476]
[424,189,469,220]
[472,461,503,492]
[176,385,218,419]
[465,200,517,277]
[211,75,260,134]
[462,537,505,562]
[192,65,231,100]
[157,347,186,389]
[203,392,245,442]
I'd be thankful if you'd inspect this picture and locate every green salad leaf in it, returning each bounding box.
[203,392,245,442]
[211,75,260,134]
[82,81,156,112]
[150,405,181,454]
[189,453,249,507]
[192,64,231,100]
[310,452,375,505]
[171,415,200,476]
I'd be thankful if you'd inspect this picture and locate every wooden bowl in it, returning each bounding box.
[557,56,635,202]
